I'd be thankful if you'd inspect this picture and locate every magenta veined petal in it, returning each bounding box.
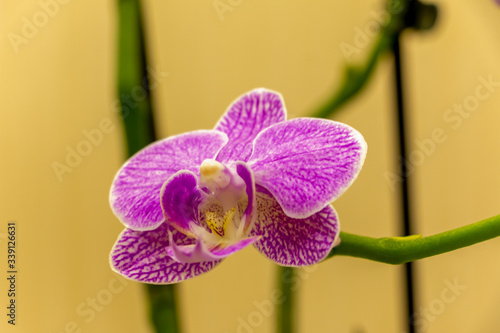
[110,130,228,231]
[251,187,340,266]
[248,118,367,219]
[215,88,286,164]
[110,223,220,284]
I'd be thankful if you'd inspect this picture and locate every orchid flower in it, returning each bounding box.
[109,88,367,284]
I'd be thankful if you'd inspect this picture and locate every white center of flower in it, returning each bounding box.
[197,159,250,243]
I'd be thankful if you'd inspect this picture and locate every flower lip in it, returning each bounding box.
[159,160,259,264]
[166,229,260,264]
[195,161,257,242]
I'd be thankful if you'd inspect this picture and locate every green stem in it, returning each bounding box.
[328,214,500,264]
[276,266,296,333]
[117,0,156,156]
[310,0,417,118]
[311,33,393,119]
[117,1,180,332]
[147,285,182,333]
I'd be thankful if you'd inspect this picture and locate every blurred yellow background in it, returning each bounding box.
[1,0,500,332]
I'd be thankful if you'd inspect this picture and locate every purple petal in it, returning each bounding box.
[251,187,340,266]
[110,223,220,284]
[248,118,367,218]
[235,162,256,233]
[215,89,286,164]
[166,233,260,263]
[160,171,203,237]
[110,130,228,231]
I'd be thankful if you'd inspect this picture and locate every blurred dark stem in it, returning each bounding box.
[277,266,296,333]
[117,0,180,332]
[390,1,437,332]
[392,32,416,333]
[312,1,437,332]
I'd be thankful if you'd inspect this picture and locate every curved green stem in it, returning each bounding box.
[328,214,500,264]
[310,0,437,118]
[311,33,393,119]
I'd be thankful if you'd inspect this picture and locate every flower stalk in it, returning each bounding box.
[310,0,437,119]
[276,266,296,333]
[328,214,500,264]
[311,33,392,119]
[117,0,156,156]
[117,0,180,332]
[147,284,182,333]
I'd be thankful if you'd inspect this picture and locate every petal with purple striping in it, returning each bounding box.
[110,130,228,231]
[110,223,220,284]
[215,89,286,164]
[251,187,340,266]
[248,118,367,218]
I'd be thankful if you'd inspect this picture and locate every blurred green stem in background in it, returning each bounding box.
[311,33,392,119]
[311,0,437,118]
[117,0,180,332]
[117,0,156,155]
[276,266,296,333]
[147,285,181,333]
[329,214,500,264]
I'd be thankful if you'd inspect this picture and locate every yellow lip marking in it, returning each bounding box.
[205,207,236,237]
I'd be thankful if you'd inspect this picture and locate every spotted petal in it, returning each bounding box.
[248,118,367,218]
[215,88,286,164]
[110,130,228,231]
[251,187,340,266]
[110,223,220,284]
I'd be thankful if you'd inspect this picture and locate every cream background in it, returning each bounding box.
[1,0,500,332]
